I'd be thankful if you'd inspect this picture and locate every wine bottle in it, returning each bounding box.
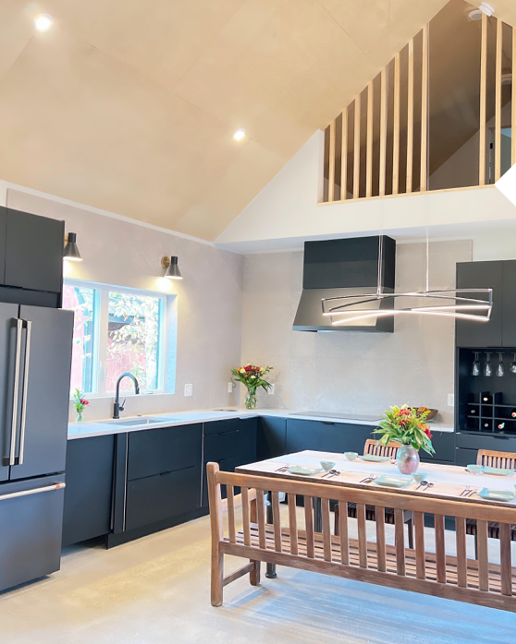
[498,422,506,430]
[511,409,516,418]
[483,422,491,429]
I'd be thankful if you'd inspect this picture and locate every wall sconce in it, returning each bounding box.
[161,256,182,280]
[63,232,82,261]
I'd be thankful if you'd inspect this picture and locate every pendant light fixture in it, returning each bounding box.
[63,232,82,261]
[322,197,493,326]
[161,256,183,280]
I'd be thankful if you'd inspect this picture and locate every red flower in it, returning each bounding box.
[244,365,253,372]
[79,399,89,406]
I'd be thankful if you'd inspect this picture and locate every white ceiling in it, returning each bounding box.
[0,0,513,240]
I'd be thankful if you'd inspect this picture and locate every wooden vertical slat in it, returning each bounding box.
[241,487,251,546]
[395,508,405,576]
[227,486,236,544]
[304,496,314,558]
[366,82,374,197]
[479,14,488,185]
[272,490,282,552]
[512,27,516,166]
[477,519,489,592]
[500,522,512,596]
[328,120,336,201]
[393,53,401,195]
[288,493,298,555]
[353,95,361,199]
[375,506,386,572]
[338,500,349,565]
[420,23,429,192]
[256,489,266,549]
[414,511,426,579]
[357,503,368,569]
[341,107,348,200]
[456,516,467,588]
[434,514,446,584]
[379,67,388,196]
[406,39,414,193]
[495,18,503,182]
[322,498,332,562]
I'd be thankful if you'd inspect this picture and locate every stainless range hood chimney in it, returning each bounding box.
[293,236,396,332]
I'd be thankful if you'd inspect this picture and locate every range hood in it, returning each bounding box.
[293,236,396,332]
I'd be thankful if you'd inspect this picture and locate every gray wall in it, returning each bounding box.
[241,240,472,423]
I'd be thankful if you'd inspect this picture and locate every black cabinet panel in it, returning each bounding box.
[456,261,503,348]
[204,418,241,435]
[126,466,201,531]
[455,447,478,467]
[0,207,6,285]
[11,306,73,480]
[456,431,516,452]
[419,431,455,464]
[128,424,202,480]
[62,436,115,546]
[239,418,258,465]
[5,209,63,294]
[502,261,516,347]
[204,431,240,462]
[286,419,374,454]
[257,417,287,460]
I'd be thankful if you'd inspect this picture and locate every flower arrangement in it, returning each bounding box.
[73,389,89,423]
[231,364,273,409]
[373,404,435,456]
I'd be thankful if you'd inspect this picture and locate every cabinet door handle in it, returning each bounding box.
[17,320,32,465]
[0,482,65,502]
[9,319,23,466]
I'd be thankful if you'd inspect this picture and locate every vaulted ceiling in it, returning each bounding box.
[0,1,514,240]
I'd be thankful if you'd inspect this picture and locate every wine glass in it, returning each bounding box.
[496,352,505,377]
[472,352,481,377]
[485,352,492,377]
[511,353,516,374]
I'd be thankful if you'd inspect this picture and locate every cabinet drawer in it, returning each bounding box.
[204,431,240,462]
[128,424,201,481]
[125,466,201,531]
[204,418,241,436]
[456,432,516,452]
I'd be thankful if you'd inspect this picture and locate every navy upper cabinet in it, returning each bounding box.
[4,209,63,295]
[456,260,516,348]
[455,261,503,348]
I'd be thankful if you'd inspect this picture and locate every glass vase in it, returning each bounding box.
[396,445,420,474]
[76,410,84,423]
[244,390,257,410]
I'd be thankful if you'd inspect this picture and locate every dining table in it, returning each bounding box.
[236,449,516,578]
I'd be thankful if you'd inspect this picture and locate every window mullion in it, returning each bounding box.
[97,288,110,396]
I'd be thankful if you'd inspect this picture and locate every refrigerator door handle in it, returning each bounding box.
[9,319,23,467]
[0,482,65,503]
[17,319,32,466]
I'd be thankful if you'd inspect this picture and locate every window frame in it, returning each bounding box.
[64,279,168,398]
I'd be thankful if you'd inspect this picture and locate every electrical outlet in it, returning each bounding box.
[184,384,193,397]
[227,382,233,393]
[448,393,455,407]
[268,384,275,395]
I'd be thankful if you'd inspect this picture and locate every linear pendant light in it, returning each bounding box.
[321,199,493,326]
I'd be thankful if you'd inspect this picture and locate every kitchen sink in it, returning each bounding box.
[107,417,165,427]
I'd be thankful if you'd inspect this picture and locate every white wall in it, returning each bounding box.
[2,183,244,421]
[241,240,472,424]
[215,131,516,254]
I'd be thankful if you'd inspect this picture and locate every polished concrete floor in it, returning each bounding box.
[1,512,515,644]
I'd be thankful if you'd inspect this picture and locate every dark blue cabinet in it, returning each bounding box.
[286,419,374,454]
[257,416,287,460]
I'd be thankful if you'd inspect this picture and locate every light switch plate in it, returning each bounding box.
[268,384,275,395]
[227,382,233,393]
[447,393,455,407]
[184,384,193,397]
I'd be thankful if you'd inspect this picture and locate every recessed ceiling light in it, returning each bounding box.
[479,2,494,16]
[467,8,483,21]
[233,129,245,141]
[34,14,53,31]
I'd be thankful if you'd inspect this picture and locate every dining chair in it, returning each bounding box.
[334,439,414,548]
[466,449,516,557]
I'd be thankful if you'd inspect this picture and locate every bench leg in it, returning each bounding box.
[250,560,261,586]
[211,550,224,607]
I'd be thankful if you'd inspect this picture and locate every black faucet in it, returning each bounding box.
[113,372,140,419]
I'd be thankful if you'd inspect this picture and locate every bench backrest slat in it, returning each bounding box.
[288,493,298,555]
[338,499,349,565]
[304,495,315,558]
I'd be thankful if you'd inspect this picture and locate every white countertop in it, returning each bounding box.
[68,408,454,440]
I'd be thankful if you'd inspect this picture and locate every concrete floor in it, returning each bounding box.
[1,512,516,644]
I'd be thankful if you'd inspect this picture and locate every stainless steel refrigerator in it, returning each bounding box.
[0,303,73,592]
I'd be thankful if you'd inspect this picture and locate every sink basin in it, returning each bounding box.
[107,417,164,427]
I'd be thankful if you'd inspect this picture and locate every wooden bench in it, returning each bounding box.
[207,462,516,612]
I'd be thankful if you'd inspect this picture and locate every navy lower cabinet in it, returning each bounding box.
[257,417,287,460]
[202,418,258,507]
[286,419,375,454]
[62,435,115,547]
[420,431,455,465]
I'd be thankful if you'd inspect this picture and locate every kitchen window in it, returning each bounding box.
[63,281,168,396]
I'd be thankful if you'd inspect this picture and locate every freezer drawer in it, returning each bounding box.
[0,475,65,593]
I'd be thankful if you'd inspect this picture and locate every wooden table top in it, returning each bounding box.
[236,450,516,509]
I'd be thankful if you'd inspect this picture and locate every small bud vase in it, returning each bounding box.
[244,390,257,410]
[396,445,420,475]
[76,411,84,423]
